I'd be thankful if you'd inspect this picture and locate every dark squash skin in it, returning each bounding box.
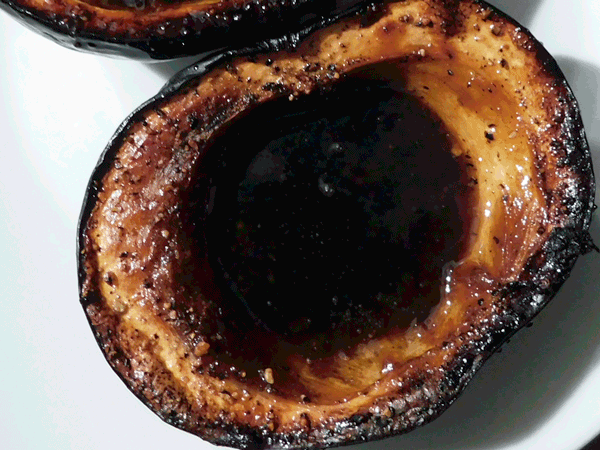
[78,0,595,448]
[0,0,364,58]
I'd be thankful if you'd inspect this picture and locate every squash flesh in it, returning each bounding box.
[79,0,594,447]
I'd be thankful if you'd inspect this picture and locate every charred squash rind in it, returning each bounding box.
[78,0,594,448]
[0,0,364,59]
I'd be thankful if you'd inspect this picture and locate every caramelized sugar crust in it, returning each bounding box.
[0,0,335,58]
[79,0,594,448]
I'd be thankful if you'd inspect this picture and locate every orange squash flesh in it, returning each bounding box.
[79,0,594,448]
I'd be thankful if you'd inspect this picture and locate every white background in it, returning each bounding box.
[1,0,599,449]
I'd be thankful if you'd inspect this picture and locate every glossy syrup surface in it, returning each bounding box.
[85,0,190,11]
[205,77,469,348]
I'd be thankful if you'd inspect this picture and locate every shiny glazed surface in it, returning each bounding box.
[78,0,593,448]
[0,0,349,58]
[83,0,207,12]
[205,78,467,342]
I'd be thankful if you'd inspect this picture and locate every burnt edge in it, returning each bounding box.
[0,0,369,59]
[76,1,596,449]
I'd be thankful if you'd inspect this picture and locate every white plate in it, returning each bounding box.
[1,1,599,449]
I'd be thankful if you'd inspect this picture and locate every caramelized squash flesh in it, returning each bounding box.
[79,0,594,448]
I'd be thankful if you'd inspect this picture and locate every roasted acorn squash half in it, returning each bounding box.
[0,0,364,58]
[78,0,595,448]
